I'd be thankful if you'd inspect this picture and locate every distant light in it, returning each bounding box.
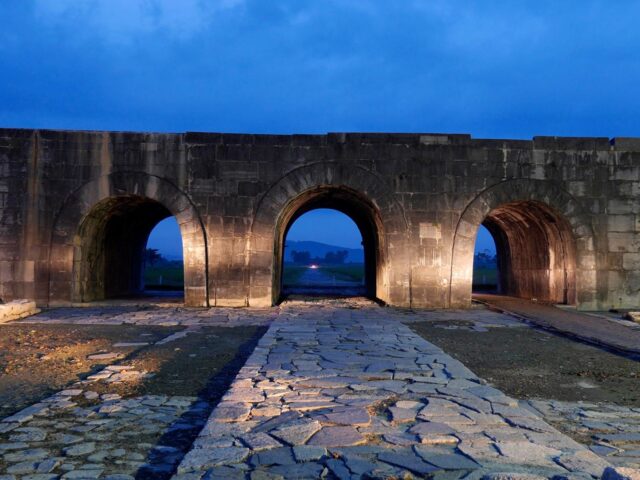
[309,264,319,269]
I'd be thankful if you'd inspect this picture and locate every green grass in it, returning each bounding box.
[144,264,184,288]
[321,264,364,283]
[282,266,307,285]
[473,267,497,286]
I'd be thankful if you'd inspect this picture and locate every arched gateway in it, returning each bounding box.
[449,179,598,309]
[247,162,410,307]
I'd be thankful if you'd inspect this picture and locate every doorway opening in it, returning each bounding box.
[273,187,384,303]
[472,225,498,293]
[475,200,577,304]
[283,208,365,297]
[143,216,184,299]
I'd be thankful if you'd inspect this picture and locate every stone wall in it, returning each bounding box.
[0,129,638,310]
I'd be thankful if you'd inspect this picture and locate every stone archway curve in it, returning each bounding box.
[247,161,410,307]
[449,179,598,309]
[48,171,209,307]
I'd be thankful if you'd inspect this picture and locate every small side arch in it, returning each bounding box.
[449,179,597,309]
[247,162,410,306]
[48,171,209,307]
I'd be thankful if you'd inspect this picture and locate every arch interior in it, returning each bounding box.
[480,200,577,305]
[74,195,182,302]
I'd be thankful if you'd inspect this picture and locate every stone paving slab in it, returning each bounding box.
[16,307,275,327]
[0,365,206,479]
[174,302,611,479]
[528,399,640,470]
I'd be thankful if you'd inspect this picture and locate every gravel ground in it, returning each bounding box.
[408,320,640,405]
[0,324,177,419]
[0,322,266,478]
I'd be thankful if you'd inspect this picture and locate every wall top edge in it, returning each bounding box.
[1,128,639,151]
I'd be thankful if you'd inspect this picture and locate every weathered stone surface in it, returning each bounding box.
[292,445,327,462]
[378,451,439,475]
[414,446,480,470]
[173,307,614,477]
[306,426,365,447]
[250,447,296,466]
[0,300,39,323]
[179,447,250,472]
[4,448,49,462]
[602,466,640,480]
[240,432,282,451]
[270,420,322,446]
[63,442,96,456]
[317,407,370,426]
[2,129,637,311]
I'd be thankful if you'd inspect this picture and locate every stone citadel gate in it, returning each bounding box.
[1,129,638,310]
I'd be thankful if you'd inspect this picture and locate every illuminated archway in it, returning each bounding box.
[481,201,577,303]
[278,196,377,301]
[49,172,208,306]
[247,162,410,307]
[74,195,179,300]
[450,179,597,309]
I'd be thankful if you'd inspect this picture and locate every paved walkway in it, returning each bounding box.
[175,301,611,479]
[475,294,640,356]
[21,306,275,327]
[527,399,640,471]
[0,329,212,479]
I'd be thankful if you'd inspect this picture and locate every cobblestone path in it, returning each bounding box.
[175,302,611,479]
[528,399,640,470]
[0,357,208,479]
[22,306,275,327]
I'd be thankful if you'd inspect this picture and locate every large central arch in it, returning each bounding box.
[247,162,410,307]
[449,179,598,309]
[48,172,209,307]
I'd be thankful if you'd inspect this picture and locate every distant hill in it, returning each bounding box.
[285,240,364,263]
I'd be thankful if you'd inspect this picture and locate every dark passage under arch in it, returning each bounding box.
[73,195,180,302]
[480,200,577,304]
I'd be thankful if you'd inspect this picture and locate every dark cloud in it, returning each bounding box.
[0,0,639,138]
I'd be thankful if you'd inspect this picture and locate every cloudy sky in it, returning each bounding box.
[2,0,639,138]
[3,1,637,256]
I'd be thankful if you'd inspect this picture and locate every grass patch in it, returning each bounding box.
[473,267,497,286]
[283,265,308,285]
[144,264,184,288]
[409,321,640,405]
[321,264,364,282]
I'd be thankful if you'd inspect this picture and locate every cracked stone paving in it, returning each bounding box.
[1,300,639,479]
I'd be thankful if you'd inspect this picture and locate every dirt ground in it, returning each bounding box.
[0,323,266,419]
[410,320,640,406]
[0,324,177,418]
[88,325,267,400]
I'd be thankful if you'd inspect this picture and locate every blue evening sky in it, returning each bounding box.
[287,209,363,250]
[147,211,495,258]
[3,1,638,256]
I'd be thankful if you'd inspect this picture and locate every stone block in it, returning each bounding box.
[0,299,40,323]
